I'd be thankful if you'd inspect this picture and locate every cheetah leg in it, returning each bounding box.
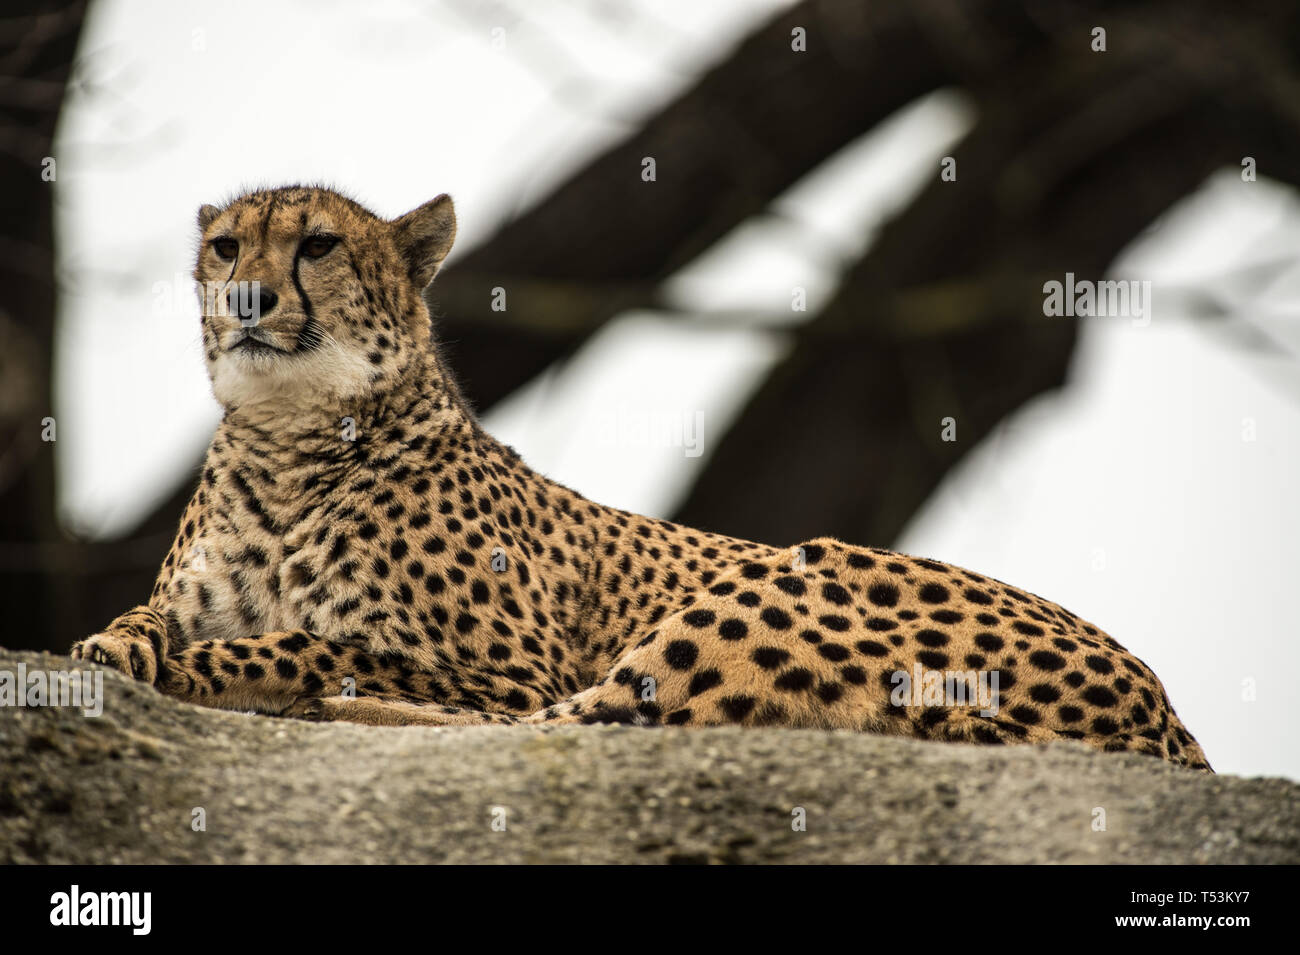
[921,711,1213,771]
[274,687,614,728]
[517,605,881,729]
[71,606,171,685]
[156,631,346,713]
[274,611,757,729]
[84,630,417,716]
[76,622,537,723]
[276,690,591,728]
[918,710,1072,747]
[283,694,519,726]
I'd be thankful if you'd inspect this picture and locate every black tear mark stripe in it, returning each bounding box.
[214,209,244,314]
[291,245,320,353]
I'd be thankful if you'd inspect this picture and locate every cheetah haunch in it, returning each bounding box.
[72,186,1211,771]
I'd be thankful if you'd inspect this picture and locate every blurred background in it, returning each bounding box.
[2,0,1299,779]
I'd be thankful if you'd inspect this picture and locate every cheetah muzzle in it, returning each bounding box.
[70,185,1212,772]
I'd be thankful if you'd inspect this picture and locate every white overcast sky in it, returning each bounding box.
[53,0,1300,780]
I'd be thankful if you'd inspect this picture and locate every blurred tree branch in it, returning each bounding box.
[430,0,1046,410]
[0,0,85,651]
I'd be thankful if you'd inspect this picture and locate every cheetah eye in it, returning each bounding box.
[211,238,238,260]
[300,235,339,259]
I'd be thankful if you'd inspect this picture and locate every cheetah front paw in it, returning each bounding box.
[281,696,327,721]
[70,633,158,684]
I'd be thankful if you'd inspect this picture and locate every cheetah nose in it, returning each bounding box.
[227,286,278,323]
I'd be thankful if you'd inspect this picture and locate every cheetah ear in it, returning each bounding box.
[197,204,221,232]
[391,194,457,288]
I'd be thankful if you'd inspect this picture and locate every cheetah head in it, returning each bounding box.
[193,185,456,411]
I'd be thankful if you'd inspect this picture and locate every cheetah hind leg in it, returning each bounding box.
[283,694,520,727]
[918,710,1070,748]
[284,691,641,729]
[925,710,1213,771]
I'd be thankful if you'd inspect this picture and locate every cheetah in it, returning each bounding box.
[71,185,1211,771]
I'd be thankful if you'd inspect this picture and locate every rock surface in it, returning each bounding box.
[1,650,1296,864]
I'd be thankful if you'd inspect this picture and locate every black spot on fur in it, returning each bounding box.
[867,583,899,607]
[682,609,716,628]
[760,606,793,630]
[821,583,851,605]
[1028,650,1066,672]
[774,668,814,692]
[718,618,748,640]
[915,629,949,648]
[752,647,791,669]
[918,583,949,604]
[663,640,699,670]
[1082,684,1119,708]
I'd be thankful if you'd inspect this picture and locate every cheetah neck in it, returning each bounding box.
[204,344,633,670]
[218,351,463,459]
[205,348,473,525]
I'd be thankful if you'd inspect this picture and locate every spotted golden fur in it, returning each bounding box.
[72,186,1210,771]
